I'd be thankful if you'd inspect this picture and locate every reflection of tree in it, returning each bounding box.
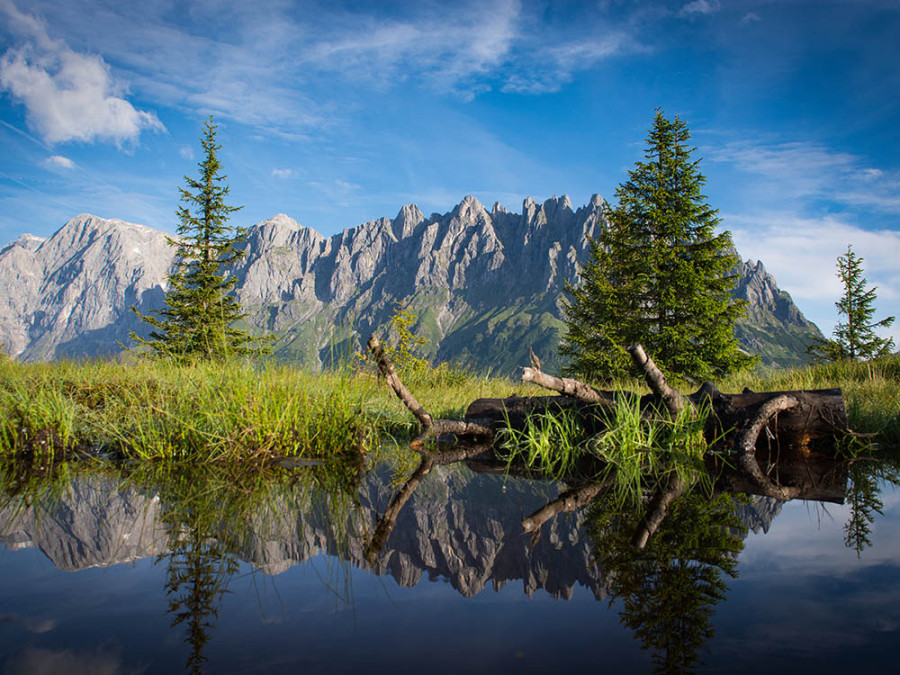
[164,524,239,674]
[844,458,899,557]
[589,491,746,674]
[142,460,365,673]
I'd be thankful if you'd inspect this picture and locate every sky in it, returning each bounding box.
[1,0,898,345]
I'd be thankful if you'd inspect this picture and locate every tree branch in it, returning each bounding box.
[732,394,804,500]
[521,349,615,407]
[627,343,686,417]
[367,335,433,430]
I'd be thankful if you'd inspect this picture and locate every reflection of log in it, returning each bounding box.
[522,478,611,535]
[631,474,686,549]
[364,445,492,565]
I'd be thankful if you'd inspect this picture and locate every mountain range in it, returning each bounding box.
[0,195,822,371]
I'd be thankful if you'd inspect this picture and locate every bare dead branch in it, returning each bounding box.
[521,350,614,407]
[367,335,433,429]
[627,343,687,418]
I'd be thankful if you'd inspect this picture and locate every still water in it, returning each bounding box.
[0,453,898,674]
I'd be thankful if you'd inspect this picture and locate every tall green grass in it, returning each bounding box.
[590,395,711,507]
[0,357,524,462]
[497,393,712,504]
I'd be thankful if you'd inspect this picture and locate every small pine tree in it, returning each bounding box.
[133,116,269,362]
[808,245,894,361]
[562,110,755,382]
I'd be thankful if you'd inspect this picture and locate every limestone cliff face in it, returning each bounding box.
[733,260,824,367]
[0,214,173,361]
[0,197,819,369]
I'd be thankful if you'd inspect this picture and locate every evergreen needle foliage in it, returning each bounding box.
[807,244,895,362]
[132,116,269,362]
[562,110,755,382]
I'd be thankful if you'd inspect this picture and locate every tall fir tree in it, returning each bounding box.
[562,110,755,382]
[808,245,894,361]
[133,116,268,361]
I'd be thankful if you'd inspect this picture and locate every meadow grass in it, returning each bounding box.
[0,352,896,463]
[0,357,523,462]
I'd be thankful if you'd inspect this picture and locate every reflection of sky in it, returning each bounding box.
[704,482,900,673]
[2,480,900,672]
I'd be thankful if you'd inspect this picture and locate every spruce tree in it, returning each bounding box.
[133,116,267,361]
[808,245,894,361]
[562,110,755,381]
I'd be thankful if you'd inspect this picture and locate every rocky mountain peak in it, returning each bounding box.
[0,197,822,369]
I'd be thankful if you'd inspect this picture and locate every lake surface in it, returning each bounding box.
[1,452,898,674]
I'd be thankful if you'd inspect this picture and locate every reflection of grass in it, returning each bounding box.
[498,394,711,503]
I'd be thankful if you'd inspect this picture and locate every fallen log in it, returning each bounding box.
[367,335,850,497]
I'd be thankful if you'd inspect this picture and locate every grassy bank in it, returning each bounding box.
[0,357,522,461]
[1,353,897,462]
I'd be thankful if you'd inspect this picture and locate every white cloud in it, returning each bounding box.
[728,212,900,342]
[680,0,721,16]
[0,1,164,146]
[42,154,74,169]
[741,12,762,24]
[707,140,900,214]
[271,168,293,179]
[178,145,193,160]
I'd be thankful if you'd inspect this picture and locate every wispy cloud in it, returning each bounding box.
[41,154,74,169]
[307,179,361,207]
[301,0,521,97]
[680,0,721,17]
[270,168,293,179]
[707,140,900,214]
[0,0,165,146]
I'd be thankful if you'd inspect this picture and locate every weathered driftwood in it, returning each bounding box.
[368,335,850,500]
[367,335,493,448]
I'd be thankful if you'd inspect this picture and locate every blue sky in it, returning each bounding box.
[1,0,898,345]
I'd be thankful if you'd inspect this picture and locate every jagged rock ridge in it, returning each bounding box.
[0,196,821,369]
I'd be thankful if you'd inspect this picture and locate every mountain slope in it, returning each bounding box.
[0,196,823,370]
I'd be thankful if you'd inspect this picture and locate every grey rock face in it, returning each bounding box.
[0,214,173,361]
[733,259,824,367]
[0,197,820,369]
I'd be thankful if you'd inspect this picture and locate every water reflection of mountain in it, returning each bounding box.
[0,464,782,599]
